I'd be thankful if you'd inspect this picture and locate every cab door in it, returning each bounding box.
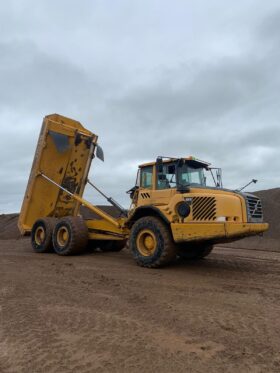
[150,162,176,205]
[137,165,154,206]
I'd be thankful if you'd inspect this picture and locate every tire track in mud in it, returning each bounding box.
[0,304,10,373]
[0,295,224,373]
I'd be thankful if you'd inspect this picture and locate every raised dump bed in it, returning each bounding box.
[18,114,98,234]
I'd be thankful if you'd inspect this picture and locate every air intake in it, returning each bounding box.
[192,197,217,221]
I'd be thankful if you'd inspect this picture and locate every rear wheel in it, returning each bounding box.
[129,217,177,268]
[52,216,88,255]
[178,244,213,260]
[31,217,57,253]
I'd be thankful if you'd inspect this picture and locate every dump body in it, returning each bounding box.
[18,114,97,234]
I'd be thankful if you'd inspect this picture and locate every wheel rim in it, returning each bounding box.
[34,226,45,245]
[57,226,69,247]
[136,229,157,256]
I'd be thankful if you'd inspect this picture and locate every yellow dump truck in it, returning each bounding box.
[18,114,269,267]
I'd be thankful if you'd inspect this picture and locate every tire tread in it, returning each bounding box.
[130,216,177,268]
[31,217,57,253]
[53,216,88,255]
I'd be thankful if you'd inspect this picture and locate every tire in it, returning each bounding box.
[99,240,127,252]
[178,244,213,260]
[31,217,57,253]
[52,216,88,255]
[129,217,177,268]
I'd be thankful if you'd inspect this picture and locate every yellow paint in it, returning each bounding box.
[136,229,157,256]
[57,226,69,247]
[86,218,128,240]
[171,222,269,243]
[34,226,45,245]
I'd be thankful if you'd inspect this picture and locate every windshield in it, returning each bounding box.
[157,161,206,189]
[178,164,206,187]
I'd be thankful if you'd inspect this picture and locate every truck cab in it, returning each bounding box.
[127,156,268,266]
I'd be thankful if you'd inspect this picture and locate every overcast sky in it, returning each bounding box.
[0,0,279,212]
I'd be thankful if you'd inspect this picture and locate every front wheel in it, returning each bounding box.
[52,216,88,255]
[129,217,177,268]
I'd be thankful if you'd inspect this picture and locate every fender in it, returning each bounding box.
[126,205,170,228]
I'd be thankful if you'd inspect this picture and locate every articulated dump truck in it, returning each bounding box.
[18,114,269,268]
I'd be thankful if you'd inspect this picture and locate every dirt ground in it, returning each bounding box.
[0,239,280,373]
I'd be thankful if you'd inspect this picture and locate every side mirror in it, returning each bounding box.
[96,144,104,161]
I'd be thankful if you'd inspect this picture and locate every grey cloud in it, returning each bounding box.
[0,1,280,212]
[257,9,280,43]
[0,40,98,114]
[98,25,280,193]
[110,49,278,129]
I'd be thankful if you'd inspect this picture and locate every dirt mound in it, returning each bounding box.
[0,206,120,240]
[0,214,21,240]
[80,205,123,220]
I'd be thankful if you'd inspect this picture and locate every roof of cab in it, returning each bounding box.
[139,156,211,169]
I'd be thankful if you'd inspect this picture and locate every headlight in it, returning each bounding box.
[176,202,191,218]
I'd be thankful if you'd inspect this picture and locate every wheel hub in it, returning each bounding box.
[136,229,157,256]
[57,227,69,247]
[34,227,45,245]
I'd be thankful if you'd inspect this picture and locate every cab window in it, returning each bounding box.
[140,166,153,189]
[157,163,176,189]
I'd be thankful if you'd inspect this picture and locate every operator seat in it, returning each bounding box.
[158,174,170,189]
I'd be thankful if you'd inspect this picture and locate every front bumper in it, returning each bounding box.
[171,222,269,243]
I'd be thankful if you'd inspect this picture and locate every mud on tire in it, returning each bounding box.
[52,216,88,255]
[129,216,177,268]
[31,217,57,253]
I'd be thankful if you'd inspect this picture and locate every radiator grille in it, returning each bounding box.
[192,197,217,221]
[246,195,263,222]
